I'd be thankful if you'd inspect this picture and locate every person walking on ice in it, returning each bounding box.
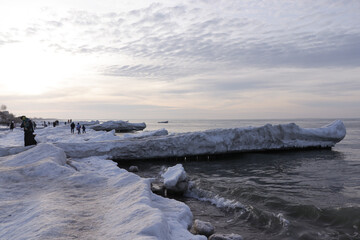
[9,121,15,131]
[70,122,75,134]
[19,116,37,146]
[76,123,81,134]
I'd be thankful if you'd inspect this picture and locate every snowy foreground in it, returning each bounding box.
[0,127,206,240]
[0,121,346,239]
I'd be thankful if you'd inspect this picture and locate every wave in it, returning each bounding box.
[287,204,360,229]
[185,181,246,210]
[185,181,290,233]
[184,181,360,239]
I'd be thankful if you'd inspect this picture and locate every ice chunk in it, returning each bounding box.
[162,164,187,189]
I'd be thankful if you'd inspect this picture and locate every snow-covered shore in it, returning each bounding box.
[0,126,206,240]
[0,120,346,239]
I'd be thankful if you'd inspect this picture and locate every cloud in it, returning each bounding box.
[66,10,100,26]
[104,3,360,68]
[102,64,194,79]
[13,1,356,70]
[1,1,360,119]
[0,32,19,46]
[46,21,63,27]
[160,67,360,100]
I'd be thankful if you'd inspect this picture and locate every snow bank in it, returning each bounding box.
[0,126,168,157]
[90,120,146,132]
[77,120,100,125]
[122,128,168,140]
[36,126,121,144]
[56,120,346,159]
[0,144,205,240]
[0,127,24,148]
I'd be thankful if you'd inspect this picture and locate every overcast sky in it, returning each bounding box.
[0,0,359,120]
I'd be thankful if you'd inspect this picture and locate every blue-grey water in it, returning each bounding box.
[117,119,360,240]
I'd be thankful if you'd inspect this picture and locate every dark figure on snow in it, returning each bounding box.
[76,123,81,134]
[82,125,86,133]
[70,122,75,134]
[20,116,37,146]
[9,121,15,131]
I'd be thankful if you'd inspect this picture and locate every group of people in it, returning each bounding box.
[70,122,86,134]
[14,116,88,146]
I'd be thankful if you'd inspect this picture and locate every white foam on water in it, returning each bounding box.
[185,182,246,210]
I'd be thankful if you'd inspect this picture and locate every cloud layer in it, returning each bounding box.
[0,0,359,119]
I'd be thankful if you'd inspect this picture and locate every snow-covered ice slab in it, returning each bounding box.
[0,143,205,240]
[57,120,346,160]
[162,164,187,189]
[90,120,146,132]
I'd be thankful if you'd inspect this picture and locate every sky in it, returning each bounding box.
[0,0,359,120]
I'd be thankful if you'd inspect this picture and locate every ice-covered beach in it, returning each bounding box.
[0,125,208,240]
[0,121,346,239]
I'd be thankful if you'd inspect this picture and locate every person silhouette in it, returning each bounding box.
[70,122,75,134]
[76,123,81,134]
[9,121,15,131]
[19,116,37,146]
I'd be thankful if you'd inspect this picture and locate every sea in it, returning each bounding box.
[116,118,360,240]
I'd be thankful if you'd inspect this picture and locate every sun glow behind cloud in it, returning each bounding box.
[0,41,82,95]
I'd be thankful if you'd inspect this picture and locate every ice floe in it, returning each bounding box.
[90,120,146,132]
[56,120,346,160]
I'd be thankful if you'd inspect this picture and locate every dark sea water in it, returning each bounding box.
[117,119,360,240]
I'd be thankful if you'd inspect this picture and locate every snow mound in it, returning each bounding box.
[35,125,121,144]
[122,128,168,140]
[0,128,24,148]
[77,120,100,125]
[90,120,146,132]
[0,144,205,240]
